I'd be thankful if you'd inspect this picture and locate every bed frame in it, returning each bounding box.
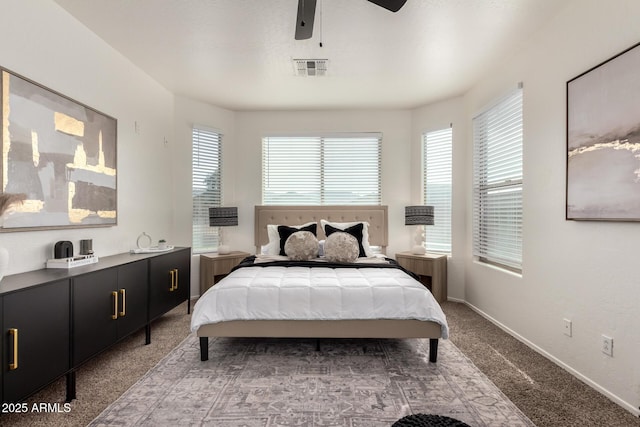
[197,205,442,362]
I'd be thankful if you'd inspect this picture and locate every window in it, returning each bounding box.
[472,87,523,272]
[262,134,381,205]
[192,127,222,253]
[423,127,452,253]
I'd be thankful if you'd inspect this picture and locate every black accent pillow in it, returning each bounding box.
[324,223,366,257]
[277,224,317,256]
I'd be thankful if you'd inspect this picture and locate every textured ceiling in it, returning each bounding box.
[54,0,569,111]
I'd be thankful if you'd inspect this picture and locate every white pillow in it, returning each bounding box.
[265,221,316,255]
[320,219,374,257]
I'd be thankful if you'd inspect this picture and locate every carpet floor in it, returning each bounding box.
[1,301,639,427]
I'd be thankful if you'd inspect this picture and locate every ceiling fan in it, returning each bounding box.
[295,0,408,40]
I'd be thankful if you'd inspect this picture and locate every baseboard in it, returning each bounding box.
[461,300,639,418]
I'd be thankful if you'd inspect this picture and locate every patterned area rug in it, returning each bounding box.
[90,336,535,427]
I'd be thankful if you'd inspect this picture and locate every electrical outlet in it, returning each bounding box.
[601,335,613,356]
[563,318,572,337]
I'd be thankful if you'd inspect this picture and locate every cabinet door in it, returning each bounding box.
[73,269,118,366]
[3,280,70,403]
[148,249,190,320]
[173,251,190,309]
[116,261,148,339]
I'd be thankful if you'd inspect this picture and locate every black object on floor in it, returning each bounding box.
[392,413,471,427]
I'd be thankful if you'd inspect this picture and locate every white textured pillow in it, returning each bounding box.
[284,231,319,261]
[320,219,374,257]
[323,232,359,263]
[265,221,316,255]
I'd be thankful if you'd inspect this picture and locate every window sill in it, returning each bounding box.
[473,257,522,278]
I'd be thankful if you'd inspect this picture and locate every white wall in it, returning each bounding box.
[463,0,640,414]
[411,97,467,301]
[232,110,414,256]
[172,107,417,297]
[0,1,175,274]
[173,95,236,297]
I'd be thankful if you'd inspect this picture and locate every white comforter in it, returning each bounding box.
[190,263,449,339]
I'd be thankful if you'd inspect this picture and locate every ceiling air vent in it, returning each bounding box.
[293,59,328,76]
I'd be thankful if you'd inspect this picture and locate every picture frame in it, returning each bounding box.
[1,67,117,231]
[566,41,640,221]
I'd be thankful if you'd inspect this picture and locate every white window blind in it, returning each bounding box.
[192,127,222,253]
[423,127,452,253]
[472,87,523,272]
[262,134,381,205]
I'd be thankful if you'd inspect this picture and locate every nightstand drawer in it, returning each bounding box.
[209,257,243,275]
[400,258,436,276]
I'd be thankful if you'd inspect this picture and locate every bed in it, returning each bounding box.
[191,205,448,363]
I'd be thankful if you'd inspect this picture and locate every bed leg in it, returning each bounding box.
[200,337,209,361]
[429,338,438,363]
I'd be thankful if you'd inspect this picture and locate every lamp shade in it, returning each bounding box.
[405,205,434,226]
[209,207,238,227]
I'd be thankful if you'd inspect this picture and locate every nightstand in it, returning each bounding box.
[199,251,250,295]
[395,252,448,303]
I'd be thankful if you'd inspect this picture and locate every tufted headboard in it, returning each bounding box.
[254,205,388,254]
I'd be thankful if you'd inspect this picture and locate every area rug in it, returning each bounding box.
[89,335,535,427]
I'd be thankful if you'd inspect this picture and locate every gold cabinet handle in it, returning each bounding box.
[170,269,175,291]
[173,268,179,290]
[112,291,118,320]
[9,328,18,370]
[119,288,126,317]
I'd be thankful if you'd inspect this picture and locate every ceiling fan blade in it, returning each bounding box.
[295,0,317,40]
[367,0,407,12]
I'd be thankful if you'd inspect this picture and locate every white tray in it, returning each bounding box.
[46,255,99,269]
[130,245,174,254]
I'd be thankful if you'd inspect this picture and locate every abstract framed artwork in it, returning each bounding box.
[566,41,640,221]
[1,67,117,231]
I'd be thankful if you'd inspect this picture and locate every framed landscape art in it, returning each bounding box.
[566,42,640,221]
[1,67,117,231]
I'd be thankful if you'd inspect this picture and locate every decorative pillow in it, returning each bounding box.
[277,223,318,256]
[324,223,366,258]
[324,232,360,263]
[284,231,319,261]
[321,220,374,257]
[265,221,316,255]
